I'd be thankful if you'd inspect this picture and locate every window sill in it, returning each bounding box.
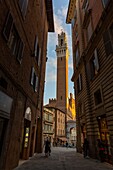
[94,103,104,110]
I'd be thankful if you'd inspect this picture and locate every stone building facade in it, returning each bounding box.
[43,107,55,145]
[45,106,66,145]
[0,0,54,169]
[66,0,113,164]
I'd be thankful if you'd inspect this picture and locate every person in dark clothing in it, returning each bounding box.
[44,137,51,157]
[97,139,105,162]
[83,138,89,158]
[66,141,68,148]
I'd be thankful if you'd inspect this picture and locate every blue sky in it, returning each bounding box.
[44,0,74,105]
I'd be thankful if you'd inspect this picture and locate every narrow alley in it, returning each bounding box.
[14,147,113,170]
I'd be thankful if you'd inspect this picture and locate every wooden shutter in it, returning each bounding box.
[22,0,28,17]
[19,0,23,9]
[3,12,13,41]
[19,0,28,17]
[34,35,38,57]
[17,40,24,63]
[103,30,113,56]
[35,76,38,92]
[86,62,92,81]
[30,67,34,85]
[94,49,99,71]
[79,74,82,91]
[38,48,41,66]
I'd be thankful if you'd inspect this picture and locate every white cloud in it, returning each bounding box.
[46,4,73,83]
[57,6,68,18]
[46,56,57,82]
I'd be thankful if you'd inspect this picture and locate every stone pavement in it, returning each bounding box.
[14,147,113,170]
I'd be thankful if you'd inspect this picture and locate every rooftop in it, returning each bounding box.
[45,0,54,32]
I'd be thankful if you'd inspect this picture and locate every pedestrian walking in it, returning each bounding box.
[83,138,89,158]
[44,137,51,157]
[66,141,68,148]
[97,139,105,162]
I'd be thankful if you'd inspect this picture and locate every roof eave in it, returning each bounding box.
[45,0,55,32]
[66,0,75,24]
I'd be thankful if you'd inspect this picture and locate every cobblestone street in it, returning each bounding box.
[14,147,113,170]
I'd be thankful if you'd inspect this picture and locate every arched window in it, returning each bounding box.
[61,39,63,46]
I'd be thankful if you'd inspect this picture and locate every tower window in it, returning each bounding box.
[61,96,62,100]
[61,39,63,46]
[61,57,62,61]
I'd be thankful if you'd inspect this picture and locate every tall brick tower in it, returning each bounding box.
[56,31,69,114]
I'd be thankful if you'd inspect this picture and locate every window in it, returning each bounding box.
[87,21,93,41]
[3,12,24,63]
[8,26,24,63]
[0,77,7,89]
[90,49,99,79]
[71,9,77,28]
[94,89,102,106]
[3,12,13,41]
[103,26,113,56]
[102,0,110,7]
[34,36,41,66]
[78,103,84,115]
[77,74,82,93]
[19,0,28,17]
[76,47,80,68]
[30,67,38,92]
[61,96,62,100]
[82,0,89,11]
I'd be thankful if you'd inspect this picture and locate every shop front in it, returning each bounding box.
[20,107,31,160]
[97,115,112,163]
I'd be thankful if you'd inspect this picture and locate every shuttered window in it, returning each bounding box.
[3,12,24,63]
[17,40,24,63]
[3,12,13,41]
[90,49,99,79]
[30,67,35,85]
[19,0,28,17]
[103,29,113,56]
[76,47,80,68]
[38,48,41,66]
[77,74,82,93]
[30,67,38,92]
[34,35,41,66]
